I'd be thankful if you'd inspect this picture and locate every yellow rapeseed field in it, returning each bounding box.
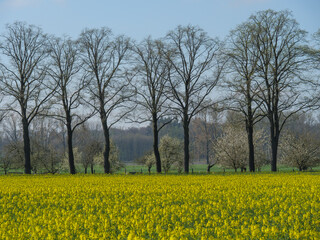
[0,173,319,239]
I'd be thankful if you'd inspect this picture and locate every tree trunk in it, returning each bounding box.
[247,122,255,172]
[270,89,280,172]
[66,120,76,174]
[206,140,209,165]
[101,116,111,174]
[183,114,190,174]
[152,113,161,173]
[84,167,87,174]
[91,164,94,174]
[245,81,255,172]
[22,116,32,174]
[270,123,279,172]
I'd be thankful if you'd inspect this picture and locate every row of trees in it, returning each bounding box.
[139,111,320,173]
[0,9,319,174]
[1,109,319,174]
[0,116,123,174]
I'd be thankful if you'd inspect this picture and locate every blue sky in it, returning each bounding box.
[0,0,319,41]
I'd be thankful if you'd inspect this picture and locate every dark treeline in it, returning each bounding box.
[0,9,319,174]
[111,119,183,163]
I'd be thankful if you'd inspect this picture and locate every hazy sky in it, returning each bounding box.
[0,0,319,41]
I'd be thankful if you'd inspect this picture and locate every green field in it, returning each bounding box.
[2,163,319,175]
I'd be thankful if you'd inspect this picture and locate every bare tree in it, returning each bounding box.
[165,25,225,173]
[79,28,132,173]
[0,22,52,174]
[190,106,221,172]
[251,10,312,171]
[311,29,320,105]
[132,37,171,173]
[47,37,92,174]
[80,139,102,174]
[0,97,6,123]
[0,52,5,122]
[0,97,7,173]
[311,29,320,69]
[0,147,13,174]
[76,124,103,174]
[301,29,320,109]
[29,117,63,174]
[224,21,263,172]
[1,113,25,171]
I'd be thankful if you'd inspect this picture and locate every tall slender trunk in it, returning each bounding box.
[271,134,279,172]
[101,115,111,174]
[246,87,255,172]
[269,117,280,172]
[271,77,280,172]
[22,115,31,174]
[84,167,87,174]
[206,140,209,165]
[91,164,94,174]
[248,127,255,172]
[66,119,76,174]
[152,113,161,173]
[246,119,255,172]
[183,114,190,174]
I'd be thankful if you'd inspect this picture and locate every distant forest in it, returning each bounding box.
[111,119,183,163]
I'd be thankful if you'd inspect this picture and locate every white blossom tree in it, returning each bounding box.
[212,124,268,172]
[142,135,183,173]
[280,132,320,171]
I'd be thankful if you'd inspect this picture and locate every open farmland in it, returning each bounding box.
[0,173,319,239]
